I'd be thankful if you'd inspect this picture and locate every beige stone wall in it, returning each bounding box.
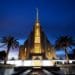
[19,45,27,60]
[46,47,56,59]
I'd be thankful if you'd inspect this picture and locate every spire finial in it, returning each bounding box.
[36,8,39,22]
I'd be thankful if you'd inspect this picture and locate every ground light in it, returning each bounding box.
[6,60,75,67]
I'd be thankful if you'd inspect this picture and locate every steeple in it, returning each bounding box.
[36,8,39,22]
[35,8,40,27]
[33,8,41,54]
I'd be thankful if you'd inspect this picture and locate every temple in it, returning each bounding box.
[19,9,56,60]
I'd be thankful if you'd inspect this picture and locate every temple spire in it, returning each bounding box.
[36,8,39,22]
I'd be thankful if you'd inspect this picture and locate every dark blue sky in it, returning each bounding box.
[0,0,75,44]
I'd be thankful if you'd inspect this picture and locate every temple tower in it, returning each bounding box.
[19,9,56,60]
[32,8,44,60]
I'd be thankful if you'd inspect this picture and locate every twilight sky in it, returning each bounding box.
[0,0,75,45]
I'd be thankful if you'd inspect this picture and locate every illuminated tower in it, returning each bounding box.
[32,8,44,60]
[34,9,41,53]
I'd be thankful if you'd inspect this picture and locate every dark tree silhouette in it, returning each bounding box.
[0,35,19,64]
[72,49,75,59]
[0,51,6,60]
[55,36,75,61]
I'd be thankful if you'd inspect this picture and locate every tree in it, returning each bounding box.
[0,35,19,64]
[55,36,75,62]
[0,51,6,60]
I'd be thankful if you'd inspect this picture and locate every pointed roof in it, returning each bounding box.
[36,8,39,22]
[35,8,40,27]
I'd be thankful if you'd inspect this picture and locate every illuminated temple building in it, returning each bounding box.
[19,9,56,60]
